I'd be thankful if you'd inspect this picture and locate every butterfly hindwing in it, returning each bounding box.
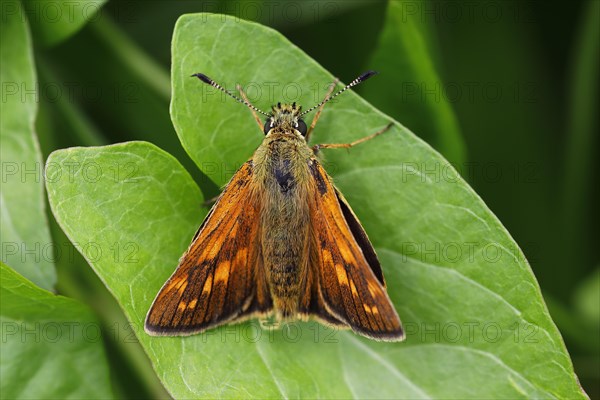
[307,160,404,341]
[145,161,272,335]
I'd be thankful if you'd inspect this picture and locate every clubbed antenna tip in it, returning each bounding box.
[358,70,378,82]
[191,72,270,117]
[300,71,380,117]
[191,72,212,85]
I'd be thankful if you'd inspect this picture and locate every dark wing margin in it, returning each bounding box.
[334,187,385,285]
[306,160,404,341]
[145,161,272,335]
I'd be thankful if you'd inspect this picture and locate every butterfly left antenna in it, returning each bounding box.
[192,73,271,117]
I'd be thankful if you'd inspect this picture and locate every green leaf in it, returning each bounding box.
[45,141,207,395]
[0,262,113,398]
[47,14,585,398]
[361,0,466,165]
[20,0,107,46]
[1,1,56,290]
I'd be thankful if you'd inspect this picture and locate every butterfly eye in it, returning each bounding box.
[296,119,307,136]
[263,119,273,135]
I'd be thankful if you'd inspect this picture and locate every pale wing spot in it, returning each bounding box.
[338,242,355,265]
[335,263,349,287]
[207,244,220,259]
[214,260,231,284]
[371,306,379,315]
[202,274,213,295]
[187,298,198,310]
[322,248,333,265]
[350,279,359,297]
[177,281,188,295]
[165,277,186,293]
[367,281,380,298]
[234,248,248,265]
[230,223,239,236]
[205,231,226,259]
[363,303,372,314]
[178,301,187,311]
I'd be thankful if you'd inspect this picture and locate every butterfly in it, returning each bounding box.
[145,71,404,342]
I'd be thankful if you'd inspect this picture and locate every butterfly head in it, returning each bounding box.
[264,102,307,137]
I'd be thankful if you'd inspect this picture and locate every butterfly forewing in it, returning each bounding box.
[307,160,404,341]
[145,161,272,335]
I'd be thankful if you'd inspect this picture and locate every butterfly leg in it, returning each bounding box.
[237,84,264,132]
[305,78,340,142]
[312,122,393,153]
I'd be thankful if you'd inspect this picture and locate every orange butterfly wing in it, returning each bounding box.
[145,161,272,335]
[305,160,404,341]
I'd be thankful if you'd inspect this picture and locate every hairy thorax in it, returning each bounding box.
[252,133,314,318]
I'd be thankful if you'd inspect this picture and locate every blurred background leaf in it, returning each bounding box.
[362,0,466,165]
[561,0,599,301]
[0,262,113,399]
[1,0,55,290]
[23,0,107,46]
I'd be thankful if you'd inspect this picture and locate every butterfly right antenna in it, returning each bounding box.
[299,70,378,117]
